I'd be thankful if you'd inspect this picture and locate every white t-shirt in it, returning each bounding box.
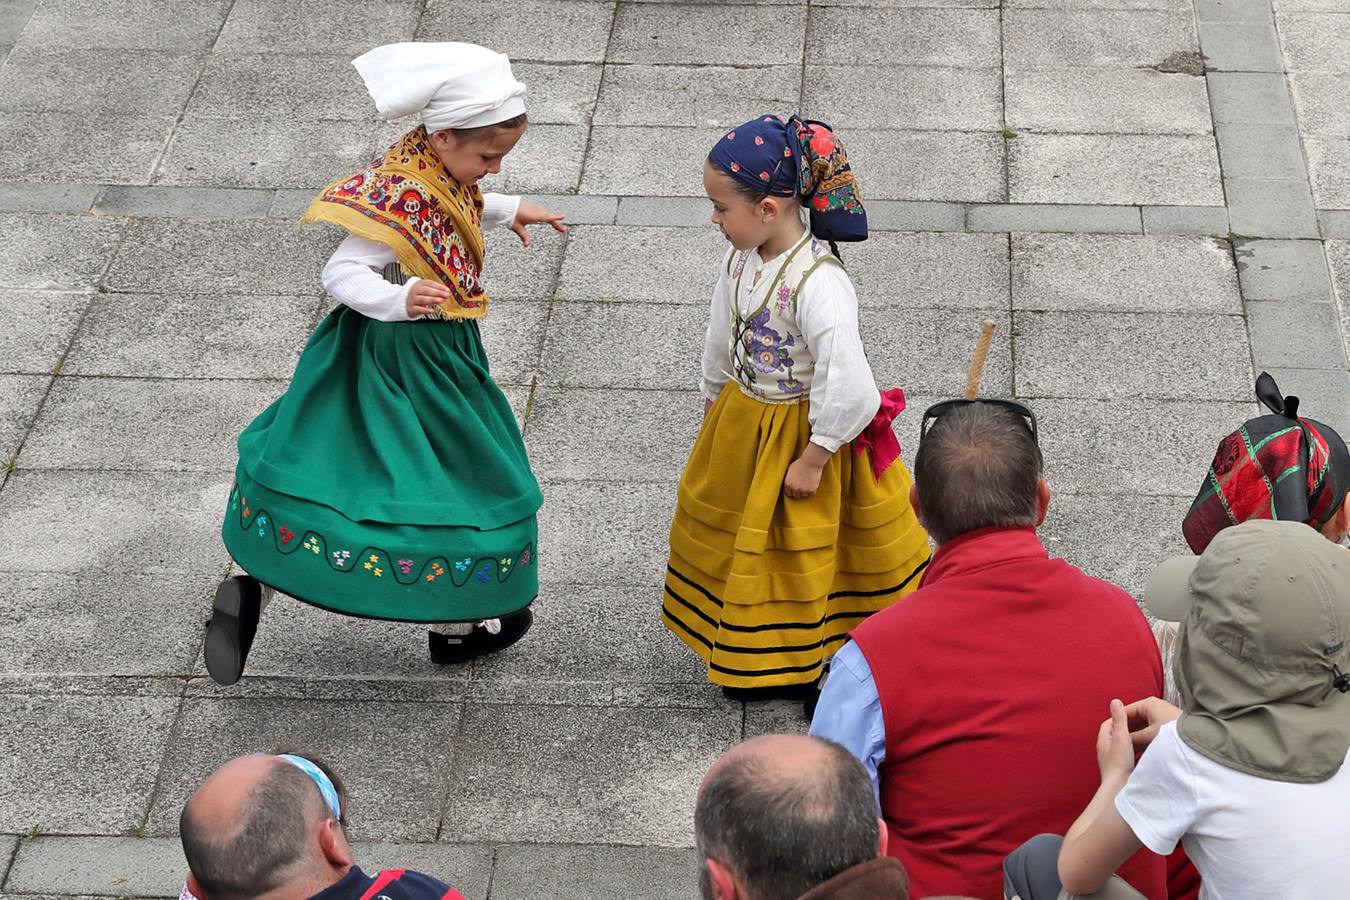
[1115,721,1350,900]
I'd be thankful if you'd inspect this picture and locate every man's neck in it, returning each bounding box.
[253,864,353,900]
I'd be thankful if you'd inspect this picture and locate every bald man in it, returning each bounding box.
[180,754,463,900]
[694,734,911,900]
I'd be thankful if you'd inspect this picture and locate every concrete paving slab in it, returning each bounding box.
[5,836,182,897]
[472,581,703,685]
[217,0,420,53]
[744,699,809,739]
[847,130,1005,202]
[490,845,699,900]
[521,193,617,226]
[808,8,1000,67]
[1004,0,1188,8]
[0,111,174,186]
[1009,134,1223,206]
[1234,239,1334,302]
[420,0,614,63]
[1206,72,1298,124]
[1225,178,1320,239]
[610,3,803,65]
[1247,301,1347,368]
[0,695,179,834]
[155,116,404,189]
[0,0,35,44]
[1288,73,1350,138]
[94,186,273,219]
[1321,211,1350,239]
[1004,9,1198,68]
[482,226,567,302]
[1275,0,1350,9]
[185,53,373,121]
[1141,205,1230,235]
[1199,21,1284,71]
[439,703,739,845]
[0,47,199,116]
[536,480,674,585]
[847,232,1010,310]
[0,183,99,215]
[595,64,799,128]
[538,302,704,388]
[1034,398,1257,495]
[1040,492,1192,598]
[1260,367,1350,436]
[0,573,210,679]
[803,65,1003,130]
[867,200,966,232]
[1304,138,1350,208]
[966,203,1143,234]
[0,470,231,574]
[513,63,602,125]
[0,833,15,887]
[555,225,724,303]
[865,308,1014,396]
[147,698,462,841]
[1014,310,1253,399]
[14,0,229,51]
[0,373,47,459]
[1215,124,1308,179]
[819,0,994,6]
[1006,68,1210,135]
[63,292,316,380]
[1326,241,1350,349]
[0,290,93,374]
[524,387,700,482]
[580,126,724,197]
[1276,11,1350,74]
[615,196,712,227]
[1197,0,1273,20]
[0,214,123,291]
[104,218,338,296]
[479,301,550,385]
[21,377,281,473]
[1011,233,1241,313]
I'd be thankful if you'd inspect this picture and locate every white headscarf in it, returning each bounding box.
[352,42,526,132]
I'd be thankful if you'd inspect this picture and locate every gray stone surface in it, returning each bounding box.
[595,64,800,128]
[523,193,618,226]
[513,63,602,125]
[867,200,966,232]
[478,301,550,385]
[966,203,1143,234]
[148,698,460,841]
[809,8,1000,66]
[5,837,182,897]
[1320,210,1350,239]
[1199,22,1285,72]
[0,112,173,185]
[1260,367,1350,436]
[1225,178,1320,239]
[1215,124,1308,179]
[1141,205,1231,235]
[94,186,273,219]
[0,470,231,574]
[0,290,93,374]
[439,703,738,845]
[104,219,337,295]
[1247,301,1347,368]
[1304,138,1350,208]
[21,377,280,473]
[490,845,699,900]
[1207,72,1298,124]
[0,214,124,291]
[1234,239,1334,302]
[555,225,724,303]
[1276,11,1350,73]
[1014,310,1253,399]
[419,0,614,63]
[1197,0,1273,20]
[0,374,47,459]
[1006,68,1211,135]
[1288,73,1350,138]
[539,302,704,388]
[610,3,805,65]
[1040,492,1192,599]
[0,833,15,887]
[217,0,420,53]
[0,0,36,44]
[1004,10,1198,68]
[0,47,199,116]
[615,196,713,228]
[1009,134,1223,205]
[803,65,1003,130]
[1,573,209,678]
[1004,0,1188,8]
[865,309,1013,396]
[15,0,229,51]
[536,480,674,585]
[580,126,724,197]
[846,232,1010,309]
[0,695,180,834]
[185,53,373,121]
[1011,233,1241,313]
[846,130,1005,202]
[482,227,567,302]
[63,292,318,380]
[0,183,98,214]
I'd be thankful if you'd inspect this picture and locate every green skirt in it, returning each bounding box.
[222,306,541,623]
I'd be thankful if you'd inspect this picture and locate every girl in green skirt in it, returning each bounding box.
[207,42,565,685]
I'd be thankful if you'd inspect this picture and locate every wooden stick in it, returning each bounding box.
[964,319,997,399]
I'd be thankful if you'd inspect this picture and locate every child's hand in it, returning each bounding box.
[784,457,825,499]
[407,279,449,318]
[511,201,567,247]
[1122,696,1182,751]
[1096,699,1137,784]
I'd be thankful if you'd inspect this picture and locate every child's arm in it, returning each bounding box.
[483,193,567,248]
[322,235,427,322]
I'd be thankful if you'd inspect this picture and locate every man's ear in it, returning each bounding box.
[186,871,206,900]
[1036,477,1051,526]
[705,858,743,900]
[877,818,889,857]
[318,818,354,869]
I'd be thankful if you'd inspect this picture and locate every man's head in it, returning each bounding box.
[180,753,353,900]
[912,401,1048,546]
[695,734,885,900]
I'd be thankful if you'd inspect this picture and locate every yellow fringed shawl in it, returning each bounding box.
[302,126,489,320]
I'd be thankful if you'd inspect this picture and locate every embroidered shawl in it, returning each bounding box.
[302,126,488,319]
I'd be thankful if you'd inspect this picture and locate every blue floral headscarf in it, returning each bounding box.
[707,114,867,243]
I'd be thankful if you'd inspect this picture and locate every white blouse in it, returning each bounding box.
[320,192,521,322]
[701,236,882,453]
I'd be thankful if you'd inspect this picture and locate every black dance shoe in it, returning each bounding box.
[428,607,533,665]
[204,575,263,686]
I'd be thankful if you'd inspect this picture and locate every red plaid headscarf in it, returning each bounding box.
[1183,373,1350,553]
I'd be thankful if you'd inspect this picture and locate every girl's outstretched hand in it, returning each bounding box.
[407,279,449,318]
[511,201,567,247]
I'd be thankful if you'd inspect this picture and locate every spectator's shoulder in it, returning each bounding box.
[379,869,461,900]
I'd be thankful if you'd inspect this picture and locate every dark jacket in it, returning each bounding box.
[798,857,910,900]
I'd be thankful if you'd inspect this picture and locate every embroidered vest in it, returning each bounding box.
[727,236,842,403]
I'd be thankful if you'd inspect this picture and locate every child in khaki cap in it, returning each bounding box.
[1005,519,1350,900]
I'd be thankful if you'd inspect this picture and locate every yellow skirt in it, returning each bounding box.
[662,386,931,688]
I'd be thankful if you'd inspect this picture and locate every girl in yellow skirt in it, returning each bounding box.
[662,115,931,702]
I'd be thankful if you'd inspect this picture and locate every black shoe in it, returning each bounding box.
[428,607,533,665]
[204,576,263,686]
[721,682,816,703]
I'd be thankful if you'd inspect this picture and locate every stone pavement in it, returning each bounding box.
[0,0,1347,896]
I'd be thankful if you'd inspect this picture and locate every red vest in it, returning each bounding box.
[851,527,1166,900]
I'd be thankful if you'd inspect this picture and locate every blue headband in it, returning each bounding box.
[277,754,342,820]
